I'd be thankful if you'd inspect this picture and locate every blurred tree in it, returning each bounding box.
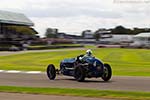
[93,33,100,41]
[81,31,85,38]
[111,25,132,34]
[132,28,150,34]
[45,28,58,38]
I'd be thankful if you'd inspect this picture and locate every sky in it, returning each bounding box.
[0,0,150,36]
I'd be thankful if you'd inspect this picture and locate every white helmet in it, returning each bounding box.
[86,49,92,56]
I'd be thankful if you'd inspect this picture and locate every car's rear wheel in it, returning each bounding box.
[101,63,112,81]
[47,64,56,80]
[74,65,85,82]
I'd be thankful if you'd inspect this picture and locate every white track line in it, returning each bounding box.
[6,70,21,73]
[0,70,5,72]
[25,71,42,74]
[0,70,44,74]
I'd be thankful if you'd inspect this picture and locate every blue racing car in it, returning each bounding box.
[47,50,112,82]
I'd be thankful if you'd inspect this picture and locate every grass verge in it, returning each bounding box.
[0,86,150,100]
[28,44,84,50]
[0,48,150,76]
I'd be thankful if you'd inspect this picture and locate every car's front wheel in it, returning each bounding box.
[101,63,112,81]
[47,64,56,80]
[74,65,85,82]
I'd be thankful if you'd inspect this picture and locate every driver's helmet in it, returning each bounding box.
[86,49,92,56]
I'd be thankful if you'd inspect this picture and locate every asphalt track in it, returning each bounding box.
[0,72,150,92]
[0,92,111,100]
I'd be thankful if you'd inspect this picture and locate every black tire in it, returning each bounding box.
[101,63,112,81]
[74,65,85,82]
[47,64,56,80]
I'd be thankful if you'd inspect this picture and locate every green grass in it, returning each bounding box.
[52,44,83,46]
[28,44,84,50]
[29,44,83,48]
[0,48,150,76]
[0,86,150,100]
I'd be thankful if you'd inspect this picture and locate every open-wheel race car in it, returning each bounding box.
[47,54,112,82]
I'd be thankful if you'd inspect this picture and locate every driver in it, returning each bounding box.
[79,49,93,62]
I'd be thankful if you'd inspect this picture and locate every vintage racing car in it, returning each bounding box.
[47,55,112,82]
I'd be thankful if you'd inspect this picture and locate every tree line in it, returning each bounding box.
[45,25,150,38]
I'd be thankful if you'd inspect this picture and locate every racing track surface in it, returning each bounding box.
[0,72,150,92]
[0,92,110,100]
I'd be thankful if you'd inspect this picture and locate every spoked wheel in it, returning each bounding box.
[47,64,56,80]
[101,63,112,81]
[74,65,85,82]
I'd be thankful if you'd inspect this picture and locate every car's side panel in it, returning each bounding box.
[60,62,75,76]
[60,57,105,78]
